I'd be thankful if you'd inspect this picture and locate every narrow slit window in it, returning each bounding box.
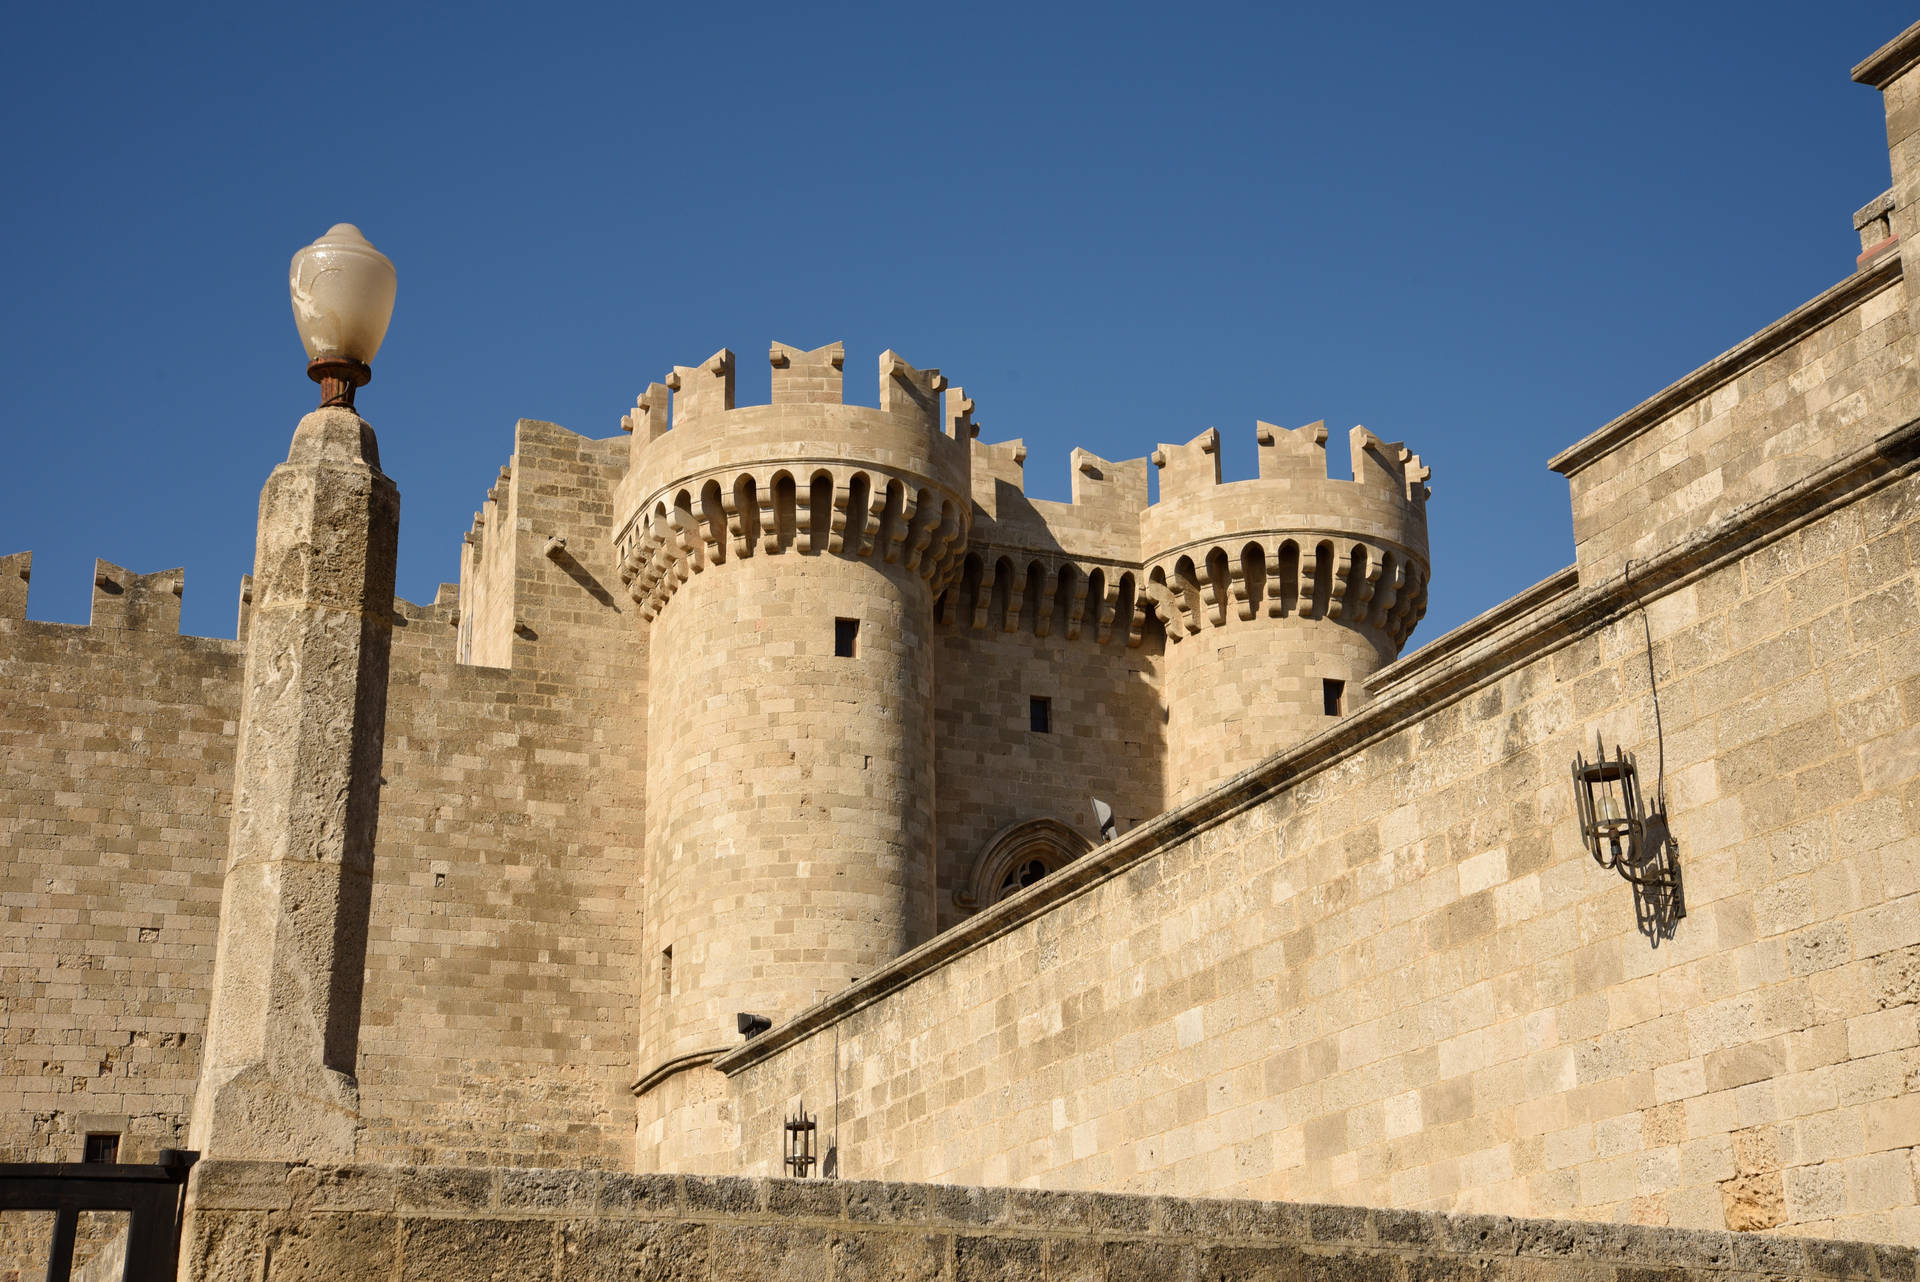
[83,1133,119,1165]
[834,617,859,657]
[1323,678,1345,717]
[1030,696,1052,733]
[660,946,673,999]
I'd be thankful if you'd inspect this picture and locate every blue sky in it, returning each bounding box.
[1,2,1909,645]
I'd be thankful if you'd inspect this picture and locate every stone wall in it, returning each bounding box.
[0,568,241,1163]
[931,598,1164,932]
[1551,264,1914,576]
[715,315,1920,1243]
[178,1161,1919,1282]
[0,418,648,1172]
[356,419,645,1169]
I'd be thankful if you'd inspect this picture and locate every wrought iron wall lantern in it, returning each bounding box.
[1571,738,1645,871]
[784,1101,818,1177]
[1572,733,1684,939]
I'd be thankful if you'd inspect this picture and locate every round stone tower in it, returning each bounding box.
[615,342,971,1169]
[1141,420,1430,801]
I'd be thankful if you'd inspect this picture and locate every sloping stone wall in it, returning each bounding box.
[717,423,1920,1241]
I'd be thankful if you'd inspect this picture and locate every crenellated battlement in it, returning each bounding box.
[1136,420,1432,647]
[610,342,975,623]
[90,560,185,634]
[599,344,1432,696]
[1150,421,1431,510]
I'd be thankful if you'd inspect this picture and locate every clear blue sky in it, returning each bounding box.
[1,2,1909,645]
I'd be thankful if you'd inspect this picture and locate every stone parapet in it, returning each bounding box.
[1548,253,1912,575]
[613,344,974,619]
[179,1160,1915,1281]
[1141,422,1431,649]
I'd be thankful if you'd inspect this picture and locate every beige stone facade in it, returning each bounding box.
[5,18,1920,1266]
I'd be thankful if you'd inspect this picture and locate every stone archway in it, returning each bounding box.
[955,818,1095,911]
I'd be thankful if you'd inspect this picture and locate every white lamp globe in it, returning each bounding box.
[289,224,397,367]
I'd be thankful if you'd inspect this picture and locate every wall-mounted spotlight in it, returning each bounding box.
[736,1012,772,1039]
[1092,798,1117,843]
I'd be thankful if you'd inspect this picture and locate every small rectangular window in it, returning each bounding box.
[1323,678,1345,717]
[660,946,673,999]
[834,618,859,657]
[1030,696,1052,733]
[83,1133,119,1165]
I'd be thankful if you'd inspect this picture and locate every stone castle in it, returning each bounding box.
[6,20,1920,1279]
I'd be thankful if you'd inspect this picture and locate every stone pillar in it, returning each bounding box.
[188,407,399,1161]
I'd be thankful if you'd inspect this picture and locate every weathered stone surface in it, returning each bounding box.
[174,1162,1918,1281]
[397,1217,553,1281]
[190,406,399,1163]
[833,1230,947,1282]
[561,1218,710,1280]
[955,1233,1044,1281]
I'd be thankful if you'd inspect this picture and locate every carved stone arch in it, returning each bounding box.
[768,470,799,552]
[1085,566,1109,640]
[1203,545,1232,627]
[1057,562,1085,638]
[806,469,834,553]
[1173,554,1202,626]
[1238,541,1266,620]
[1332,541,1369,621]
[1012,558,1045,635]
[929,499,965,590]
[951,552,984,627]
[698,478,729,564]
[875,477,906,560]
[1271,539,1301,617]
[903,487,938,571]
[1309,539,1336,617]
[988,555,1016,632]
[955,818,1095,911]
[731,472,759,556]
[1117,571,1145,648]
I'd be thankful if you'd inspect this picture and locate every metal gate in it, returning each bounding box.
[0,1150,195,1282]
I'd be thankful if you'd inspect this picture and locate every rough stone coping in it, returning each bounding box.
[1854,18,1920,87]
[187,1162,1916,1280]
[1855,189,1897,230]
[1547,250,1901,478]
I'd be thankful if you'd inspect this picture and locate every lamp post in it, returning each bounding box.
[289,223,396,410]
[191,225,401,1162]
